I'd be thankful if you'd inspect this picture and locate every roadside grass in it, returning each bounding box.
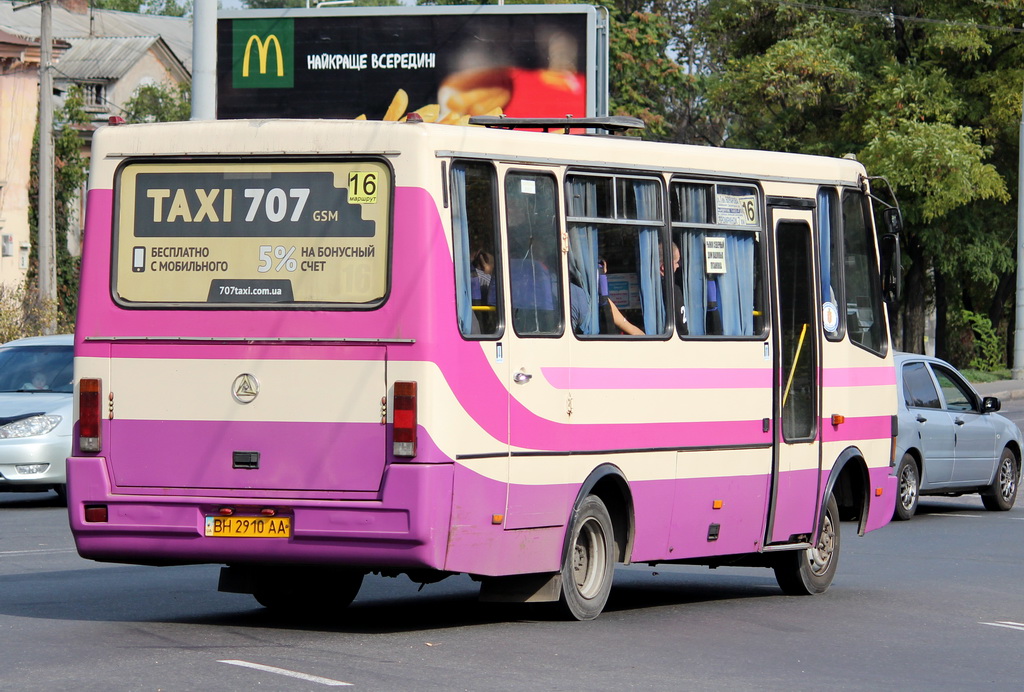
[961,367,1013,384]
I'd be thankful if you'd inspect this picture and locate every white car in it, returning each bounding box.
[894,352,1022,520]
[0,334,74,499]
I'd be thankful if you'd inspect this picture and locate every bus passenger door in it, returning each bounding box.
[767,213,822,545]
[502,170,573,530]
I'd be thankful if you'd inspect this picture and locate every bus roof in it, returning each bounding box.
[89,118,866,189]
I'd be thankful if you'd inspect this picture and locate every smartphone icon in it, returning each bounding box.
[132,246,146,272]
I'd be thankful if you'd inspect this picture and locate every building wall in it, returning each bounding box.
[109,48,182,109]
[0,67,38,291]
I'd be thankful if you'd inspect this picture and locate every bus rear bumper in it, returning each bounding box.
[66,456,454,570]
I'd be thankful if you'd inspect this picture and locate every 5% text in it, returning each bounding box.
[258,245,298,273]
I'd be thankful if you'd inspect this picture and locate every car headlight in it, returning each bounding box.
[0,414,62,439]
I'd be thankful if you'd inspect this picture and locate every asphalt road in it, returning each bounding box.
[3,483,1022,691]
[3,398,1024,691]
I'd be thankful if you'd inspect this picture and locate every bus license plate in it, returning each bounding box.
[204,516,291,538]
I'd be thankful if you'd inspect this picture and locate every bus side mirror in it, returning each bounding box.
[879,233,901,305]
[882,207,903,235]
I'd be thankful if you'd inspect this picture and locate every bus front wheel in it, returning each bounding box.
[558,494,615,621]
[773,494,840,596]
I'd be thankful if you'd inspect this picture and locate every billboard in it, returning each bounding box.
[217,5,607,122]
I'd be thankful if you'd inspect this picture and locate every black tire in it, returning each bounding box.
[558,495,615,621]
[981,448,1019,512]
[253,568,363,617]
[773,494,841,596]
[893,453,920,521]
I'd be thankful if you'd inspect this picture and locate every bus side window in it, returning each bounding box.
[566,174,668,337]
[842,190,886,354]
[505,172,562,336]
[452,161,502,337]
[818,188,844,341]
[672,181,764,338]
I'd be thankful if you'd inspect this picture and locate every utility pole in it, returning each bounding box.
[1014,84,1024,379]
[38,0,55,326]
[16,0,56,330]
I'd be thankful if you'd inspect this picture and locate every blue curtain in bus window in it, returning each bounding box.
[681,231,755,336]
[716,233,756,335]
[634,180,665,335]
[451,166,474,334]
[568,178,600,334]
[681,231,708,336]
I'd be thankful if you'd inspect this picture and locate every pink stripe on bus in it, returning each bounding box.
[541,366,773,390]
[819,415,893,443]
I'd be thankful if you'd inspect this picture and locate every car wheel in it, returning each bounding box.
[894,454,919,521]
[558,494,615,620]
[981,448,1019,512]
[773,494,841,595]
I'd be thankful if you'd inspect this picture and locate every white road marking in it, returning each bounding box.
[0,548,77,556]
[219,660,353,686]
[980,621,1024,632]
[930,513,983,518]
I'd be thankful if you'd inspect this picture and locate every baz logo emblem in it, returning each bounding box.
[232,373,260,404]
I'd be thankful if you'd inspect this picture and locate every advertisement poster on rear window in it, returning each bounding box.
[217,5,605,123]
[113,160,391,307]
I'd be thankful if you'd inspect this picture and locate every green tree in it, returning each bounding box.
[697,1,1020,366]
[121,81,192,123]
[604,4,689,141]
[28,86,89,333]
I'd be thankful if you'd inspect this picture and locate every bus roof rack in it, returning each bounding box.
[468,115,645,134]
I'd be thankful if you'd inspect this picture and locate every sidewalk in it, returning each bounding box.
[972,379,1024,401]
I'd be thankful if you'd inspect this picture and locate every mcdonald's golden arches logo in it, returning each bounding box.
[232,18,294,89]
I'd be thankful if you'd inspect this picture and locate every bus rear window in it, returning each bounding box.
[112,159,391,307]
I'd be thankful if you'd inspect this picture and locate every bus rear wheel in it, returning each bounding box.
[773,494,840,595]
[558,494,615,621]
[253,568,363,617]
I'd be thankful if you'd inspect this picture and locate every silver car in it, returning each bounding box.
[0,334,74,499]
[894,352,1022,520]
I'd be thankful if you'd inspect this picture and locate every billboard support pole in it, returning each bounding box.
[192,0,217,120]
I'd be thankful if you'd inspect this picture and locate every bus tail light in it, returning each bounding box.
[84,505,108,522]
[79,378,103,453]
[393,381,417,458]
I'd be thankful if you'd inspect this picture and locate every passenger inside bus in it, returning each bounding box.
[471,249,495,305]
[568,271,642,335]
[662,242,687,336]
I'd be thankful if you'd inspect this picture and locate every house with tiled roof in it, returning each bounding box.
[0,0,190,291]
